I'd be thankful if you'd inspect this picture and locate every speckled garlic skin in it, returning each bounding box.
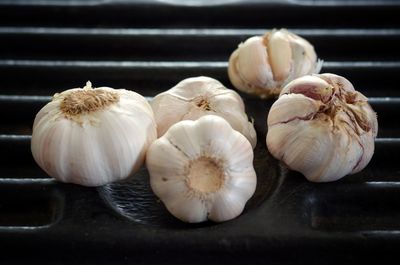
[266,74,378,182]
[151,76,257,148]
[31,82,157,186]
[146,115,257,223]
[228,29,322,98]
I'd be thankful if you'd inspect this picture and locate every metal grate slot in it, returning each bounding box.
[310,182,400,231]
[0,182,62,227]
[0,1,399,29]
[0,28,399,61]
[0,135,45,178]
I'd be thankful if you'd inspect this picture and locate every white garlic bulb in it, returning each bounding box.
[31,81,157,187]
[266,74,378,182]
[151,76,257,148]
[146,115,257,223]
[228,29,323,98]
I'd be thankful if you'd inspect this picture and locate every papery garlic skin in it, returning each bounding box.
[228,29,322,98]
[266,74,378,182]
[146,115,257,223]
[151,76,257,148]
[31,82,157,187]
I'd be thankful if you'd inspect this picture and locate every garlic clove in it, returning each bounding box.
[151,93,192,136]
[267,118,362,182]
[31,82,157,186]
[267,30,292,82]
[146,115,257,223]
[227,49,247,93]
[228,28,322,98]
[280,75,333,102]
[286,30,319,78]
[234,36,272,88]
[167,194,209,223]
[352,132,375,174]
[208,190,247,223]
[319,73,356,93]
[228,36,276,97]
[208,93,257,147]
[151,76,257,148]
[266,74,378,182]
[267,94,322,126]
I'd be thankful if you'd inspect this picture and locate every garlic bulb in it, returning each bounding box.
[266,74,378,182]
[146,115,257,223]
[151,76,257,148]
[228,29,323,98]
[31,81,157,186]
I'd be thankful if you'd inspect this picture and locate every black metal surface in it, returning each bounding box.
[1,0,399,264]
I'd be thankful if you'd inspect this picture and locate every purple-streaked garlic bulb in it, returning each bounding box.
[228,29,322,98]
[266,73,378,182]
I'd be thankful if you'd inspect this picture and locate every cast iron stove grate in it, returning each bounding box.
[0,0,399,264]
